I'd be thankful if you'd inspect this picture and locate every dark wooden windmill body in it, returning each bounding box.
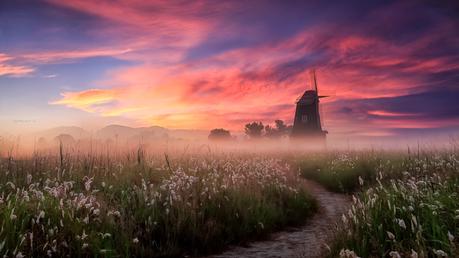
[291,70,328,140]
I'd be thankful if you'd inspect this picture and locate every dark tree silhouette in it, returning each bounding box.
[275,120,287,133]
[264,124,277,138]
[264,120,290,138]
[244,122,264,139]
[208,128,232,141]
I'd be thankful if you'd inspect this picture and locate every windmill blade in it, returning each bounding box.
[312,69,319,94]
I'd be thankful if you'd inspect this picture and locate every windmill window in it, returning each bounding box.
[301,115,308,123]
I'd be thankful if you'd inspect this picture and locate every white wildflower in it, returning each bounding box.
[6,181,15,189]
[447,231,454,242]
[81,230,88,240]
[433,249,448,257]
[389,251,401,258]
[100,233,111,239]
[342,214,348,224]
[10,208,17,220]
[387,231,395,240]
[133,238,139,244]
[396,218,407,230]
[358,176,364,186]
[339,248,360,258]
[84,176,93,191]
[258,222,264,229]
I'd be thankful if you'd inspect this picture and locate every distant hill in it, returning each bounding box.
[37,126,90,140]
[32,124,210,142]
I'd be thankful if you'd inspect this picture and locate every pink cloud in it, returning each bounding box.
[0,53,35,77]
[45,0,222,56]
[21,48,132,63]
[43,2,457,135]
[367,110,418,117]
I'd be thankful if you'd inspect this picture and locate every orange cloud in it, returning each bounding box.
[49,28,454,132]
[358,131,395,137]
[44,6,457,134]
[50,89,118,112]
[50,61,305,130]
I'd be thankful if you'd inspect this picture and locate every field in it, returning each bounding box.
[1,146,458,257]
[299,151,459,257]
[0,147,316,257]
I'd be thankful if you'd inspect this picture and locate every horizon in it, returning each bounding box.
[1,1,459,145]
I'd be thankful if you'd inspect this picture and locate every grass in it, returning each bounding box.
[329,174,459,257]
[3,146,458,257]
[0,151,317,257]
[299,152,383,193]
[297,151,459,257]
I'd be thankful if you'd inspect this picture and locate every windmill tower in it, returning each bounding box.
[291,70,328,139]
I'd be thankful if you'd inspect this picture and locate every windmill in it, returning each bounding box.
[290,70,328,140]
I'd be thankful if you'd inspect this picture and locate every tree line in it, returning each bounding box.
[208,120,292,141]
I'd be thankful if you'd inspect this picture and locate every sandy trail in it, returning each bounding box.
[209,179,351,258]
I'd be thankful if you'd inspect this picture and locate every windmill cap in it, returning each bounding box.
[296,90,318,104]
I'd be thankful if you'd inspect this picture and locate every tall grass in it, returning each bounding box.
[0,151,317,257]
[307,152,459,257]
[299,152,386,193]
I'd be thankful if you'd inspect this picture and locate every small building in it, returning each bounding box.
[291,70,328,140]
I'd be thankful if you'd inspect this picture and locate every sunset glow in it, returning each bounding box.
[1,0,458,140]
[1,3,459,256]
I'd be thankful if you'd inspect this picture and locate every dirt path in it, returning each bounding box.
[209,179,351,258]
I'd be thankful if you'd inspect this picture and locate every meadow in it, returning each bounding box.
[0,146,316,257]
[299,150,459,257]
[0,143,458,257]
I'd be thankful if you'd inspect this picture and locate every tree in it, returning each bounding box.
[244,122,264,139]
[275,120,287,133]
[264,120,290,138]
[264,124,277,138]
[208,128,232,141]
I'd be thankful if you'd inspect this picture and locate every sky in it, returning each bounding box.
[0,0,458,141]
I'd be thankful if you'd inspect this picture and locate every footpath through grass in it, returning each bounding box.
[299,151,459,257]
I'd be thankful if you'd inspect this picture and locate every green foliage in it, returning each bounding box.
[299,153,379,193]
[298,152,459,257]
[0,153,317,257]
[328,175,459,257]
